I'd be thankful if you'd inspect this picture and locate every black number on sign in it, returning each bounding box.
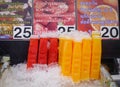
[14,27,22,38]
[58,27,65,33]
[13,26,32,39]
[101,26,119,39]
[101,27,109,37]
[23,27,32,38]
[110,27,119,38]
[68,27,74,32]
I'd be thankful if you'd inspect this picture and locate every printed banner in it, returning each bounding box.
[77,0,119,33]
[0,0,32,39]
[34,0,75,35]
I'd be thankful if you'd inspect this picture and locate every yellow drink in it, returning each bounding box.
[81,38,92,80]
[90,37,101,79]
[58,38,64,66]
[92,31,100,38]
[61,39,72,76]
[71,41,82,82]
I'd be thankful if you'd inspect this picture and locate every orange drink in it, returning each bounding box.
[81,37,92,80]
[71,41,82,82]
[90,36,101,79]
[61,38,73,76]
[58,37,64,66]
[92,31,100,37]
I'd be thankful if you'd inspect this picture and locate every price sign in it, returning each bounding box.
[58,25,75,33]
[100,26,119,39]
[13,26,32,39]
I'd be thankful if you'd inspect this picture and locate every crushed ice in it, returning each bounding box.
[0,64,102,87]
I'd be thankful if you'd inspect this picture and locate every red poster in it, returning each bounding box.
[77,0,119,32]
[34,0,75,35]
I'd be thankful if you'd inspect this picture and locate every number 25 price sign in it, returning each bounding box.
[100,26,119,39]
[58,25,75,33]
[13,26,33,39]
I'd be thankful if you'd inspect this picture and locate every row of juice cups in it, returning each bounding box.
[27,31,102,83]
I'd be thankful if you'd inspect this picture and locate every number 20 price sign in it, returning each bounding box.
[13,26,33,39]
[100,26,119,39]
